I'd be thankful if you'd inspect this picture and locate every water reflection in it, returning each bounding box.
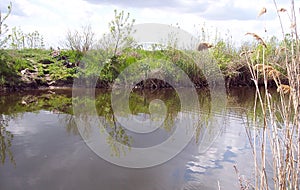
[0,87,273,189]
[0,114,15,166]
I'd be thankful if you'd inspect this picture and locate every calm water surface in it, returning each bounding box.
[0,88,261,190]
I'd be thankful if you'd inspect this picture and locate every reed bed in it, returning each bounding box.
[237,0,300,189]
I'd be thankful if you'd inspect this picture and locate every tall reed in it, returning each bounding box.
[239,0,299,189]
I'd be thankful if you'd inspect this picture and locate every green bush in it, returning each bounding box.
[13,58,33,71]
[59,50,83,63]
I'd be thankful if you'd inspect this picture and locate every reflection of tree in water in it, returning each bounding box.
[58,114,79,135]
[0,114,15,166]
[18,92,81,136]
[1,89,215,159]
[100,88,212,157]
[95,88,191,157]
[106,115,133,157]
[194,88,212,144]
[95,93,133,157]
[131,88,180,132]
[19,92,79,135]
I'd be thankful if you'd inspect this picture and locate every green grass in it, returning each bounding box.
[0,49,81,88]
[0,35,293,90]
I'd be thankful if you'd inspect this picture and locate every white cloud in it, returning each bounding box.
[1,0,299,48]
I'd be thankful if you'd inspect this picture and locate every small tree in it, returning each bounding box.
[99,9,136,55]
[26,31,45,49]
[9,27,25,49]
[8,27,44,49]
[63,24,95,53]
[0,2,12,48]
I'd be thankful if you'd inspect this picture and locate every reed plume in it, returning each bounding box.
[245,32,267,48]
[258,7,267,17]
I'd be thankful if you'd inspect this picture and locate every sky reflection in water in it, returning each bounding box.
[0,88,260,190]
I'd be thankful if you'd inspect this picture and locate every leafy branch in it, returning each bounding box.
[0,2,12,48]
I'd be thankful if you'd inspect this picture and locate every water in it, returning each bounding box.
[0,87,260,190]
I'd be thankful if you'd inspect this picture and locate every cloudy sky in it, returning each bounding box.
[0,0,298,48]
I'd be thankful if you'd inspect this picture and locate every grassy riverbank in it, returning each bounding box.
[0,48,79,91]
[0,37,290,93]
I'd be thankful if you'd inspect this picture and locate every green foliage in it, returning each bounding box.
[79,49,107,78]
[0,48,81,88]
[59,49,83,63]
[0,50,19,85]
[0,75,5,86]
[12,58,32,71]
[211,40,236,70]
[251,38,276,66]
[47,61,77,80]
[0,50,12,74]
[88,48,206,85]
[98,51,139,82]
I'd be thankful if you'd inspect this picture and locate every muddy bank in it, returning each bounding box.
[224,65,289,88]
[0,68,287,94]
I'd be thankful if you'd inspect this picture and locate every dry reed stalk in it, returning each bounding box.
[280,1,299,187]
[242,0,300,189]
[233,165,251,190]
[243,47,268,189]
[239,2,300,189]
[239,50,254,57]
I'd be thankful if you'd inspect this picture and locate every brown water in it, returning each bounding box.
[0,87,262,190]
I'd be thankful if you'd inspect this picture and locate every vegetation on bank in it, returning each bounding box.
[0,5,293,92]
[0,49,79,89]
[0,37,291,92]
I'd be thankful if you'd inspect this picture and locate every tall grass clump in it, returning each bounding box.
[239,1,300,189]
